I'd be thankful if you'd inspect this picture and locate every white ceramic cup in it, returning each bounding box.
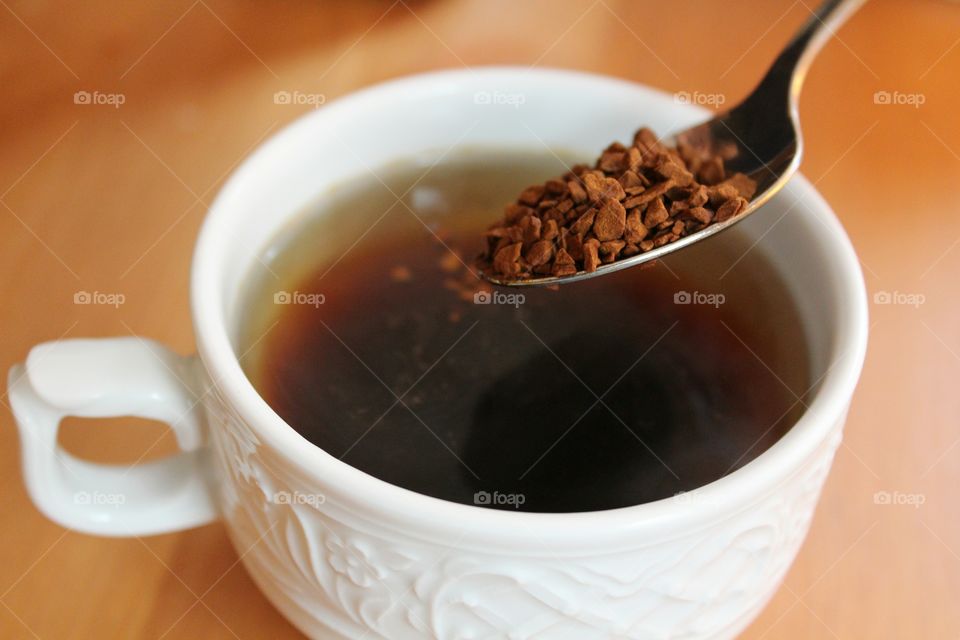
[7,68,868,639]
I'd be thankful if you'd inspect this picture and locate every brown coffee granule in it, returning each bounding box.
[477,127,758,280]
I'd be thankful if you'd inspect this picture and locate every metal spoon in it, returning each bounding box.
[486,0,866,287]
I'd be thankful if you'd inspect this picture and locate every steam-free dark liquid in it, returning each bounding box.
[240,150,809,512]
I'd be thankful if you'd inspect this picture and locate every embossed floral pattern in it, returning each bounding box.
[203,384,843,640]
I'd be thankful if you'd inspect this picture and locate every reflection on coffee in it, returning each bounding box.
[240,150,809,512]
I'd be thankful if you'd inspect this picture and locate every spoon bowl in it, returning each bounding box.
[486,0,865,287]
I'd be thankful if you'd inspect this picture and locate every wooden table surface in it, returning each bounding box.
[1,0,958,637]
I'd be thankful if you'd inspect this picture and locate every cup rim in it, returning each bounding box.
[191,66,868,538]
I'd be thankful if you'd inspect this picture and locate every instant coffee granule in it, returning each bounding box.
[477,128,758,280]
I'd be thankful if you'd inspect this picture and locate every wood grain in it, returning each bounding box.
[1,1,958,637]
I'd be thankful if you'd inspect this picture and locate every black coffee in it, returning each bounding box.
[240,150,809,512]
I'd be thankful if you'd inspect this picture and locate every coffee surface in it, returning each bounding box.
[240,150,809,512]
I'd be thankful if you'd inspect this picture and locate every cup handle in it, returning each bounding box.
[6,337,219,536]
